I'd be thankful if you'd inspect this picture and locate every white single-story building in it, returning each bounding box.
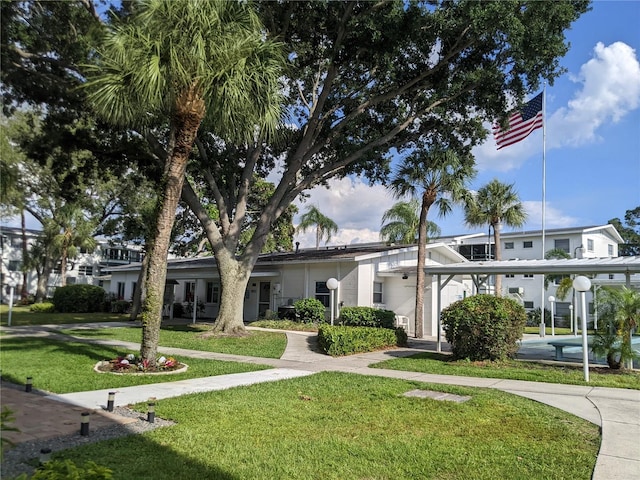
[108,242,471,337]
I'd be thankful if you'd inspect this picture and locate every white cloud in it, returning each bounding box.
[549,42,640,147]
[521,201,580,230]
[293,177,396,248]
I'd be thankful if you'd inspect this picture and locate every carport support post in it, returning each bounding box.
[436,274,442,353]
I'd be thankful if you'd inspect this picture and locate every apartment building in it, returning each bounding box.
[0,226,143,300]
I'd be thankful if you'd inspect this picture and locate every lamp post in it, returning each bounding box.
[573,275,592,382]
[326,278,338,326]
[548,296,556,336]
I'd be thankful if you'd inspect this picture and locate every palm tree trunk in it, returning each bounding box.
[316,226,321,250]
[414,194,433,338]
[140,94,204,365]
[493,222,502,296]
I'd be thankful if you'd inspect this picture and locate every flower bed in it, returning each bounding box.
[94,354,188,375]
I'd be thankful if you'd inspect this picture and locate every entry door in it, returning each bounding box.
[258,282,271,317]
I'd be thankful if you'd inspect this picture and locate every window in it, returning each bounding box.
[523,241,533,249]
[523,274,534,279]
[184,282,196,302]
[11,237,23,248]
[523,301,534,309]
[117,282,125,300]
[373,282,383,304]
[554,238,570,253]
[315,281,330,307]
[505,274,515,278]
[206,282,220,303]
[608,244,614,256]
[78,265,93,276]
[8,260,21,272]
[609,274,614,280]
[504,242,514,250]
[66,276,76,285]
[587,239,594,252]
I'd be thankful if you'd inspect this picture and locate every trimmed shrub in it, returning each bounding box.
[16,459,113,479]
[111,300,131,314]
[338,306,396,329]
[441,294,526,361]
[29,302,55,313]
[52,285,106,313]
[294,298,326,323]
[318,325,406,356]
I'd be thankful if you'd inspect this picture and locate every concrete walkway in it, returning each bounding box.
[2,323,639,479]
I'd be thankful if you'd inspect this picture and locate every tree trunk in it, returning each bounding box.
[140,92,204,365]
[493,222,502,296]
[129,252,149,321]
[59,243,68,287]
[210,254,252,334]
[20,211,28,300]
[414,195,432,338]
[35,256,55,302]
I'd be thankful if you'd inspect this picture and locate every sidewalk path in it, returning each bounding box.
[2,323,639,479]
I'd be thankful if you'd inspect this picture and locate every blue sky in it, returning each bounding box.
[294,0,640,248]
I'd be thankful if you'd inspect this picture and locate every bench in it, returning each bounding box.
[548,336,640,361]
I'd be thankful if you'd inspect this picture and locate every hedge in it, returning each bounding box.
[293,298,326,323]
[318,325,407,356]
[52,284,106,313]
[337,306,396,329]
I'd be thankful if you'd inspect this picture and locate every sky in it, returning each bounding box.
[291,0,640,249]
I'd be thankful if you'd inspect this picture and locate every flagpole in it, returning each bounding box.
[540,84,547,337]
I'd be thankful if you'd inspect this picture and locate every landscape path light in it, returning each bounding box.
[573,275,592,382]
[326,278,339,325]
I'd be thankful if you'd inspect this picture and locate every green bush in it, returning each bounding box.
[15,459,113,479]
[338,306,396,329]
[294,298,326,323]
[441,294,526,361]
[172,302,184,317]
[30,302,55,313]
[318,325,406,356]
[111,300,131,314]
[52,285,106,313]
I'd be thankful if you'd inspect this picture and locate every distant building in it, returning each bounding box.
[0,226,144,300]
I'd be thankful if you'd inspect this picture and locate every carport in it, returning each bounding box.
[421,256,640,352]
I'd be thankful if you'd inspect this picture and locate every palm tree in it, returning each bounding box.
[84,0,283,364]
[380,199,441,245]
[592,287,640,369]
[544,248,573,301]
[390,148,476,338]
[297,206,339,250]
[51,206,97,287]
[464,179,527,296]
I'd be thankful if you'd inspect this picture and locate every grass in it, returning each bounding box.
[524,326,594,335]
[60,324,288,359]
[0,336,270,394]
[0,305,129,327]
[371,351,640,390]
[50,372,599,480]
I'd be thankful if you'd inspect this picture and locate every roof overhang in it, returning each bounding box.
[420,257,640,276]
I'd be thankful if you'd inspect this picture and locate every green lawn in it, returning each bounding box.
[249,319,320,332]
[60,324,288,359]
[51,372,600,480]
[524,326,593,335]
[0,305,129,327]
[0,336,270,394]
[371,351,640,390]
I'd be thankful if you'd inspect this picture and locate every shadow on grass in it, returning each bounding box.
[0,336,128,365]
[7,424,239,480]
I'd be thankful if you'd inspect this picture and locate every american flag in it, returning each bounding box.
[493,92,543,150]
